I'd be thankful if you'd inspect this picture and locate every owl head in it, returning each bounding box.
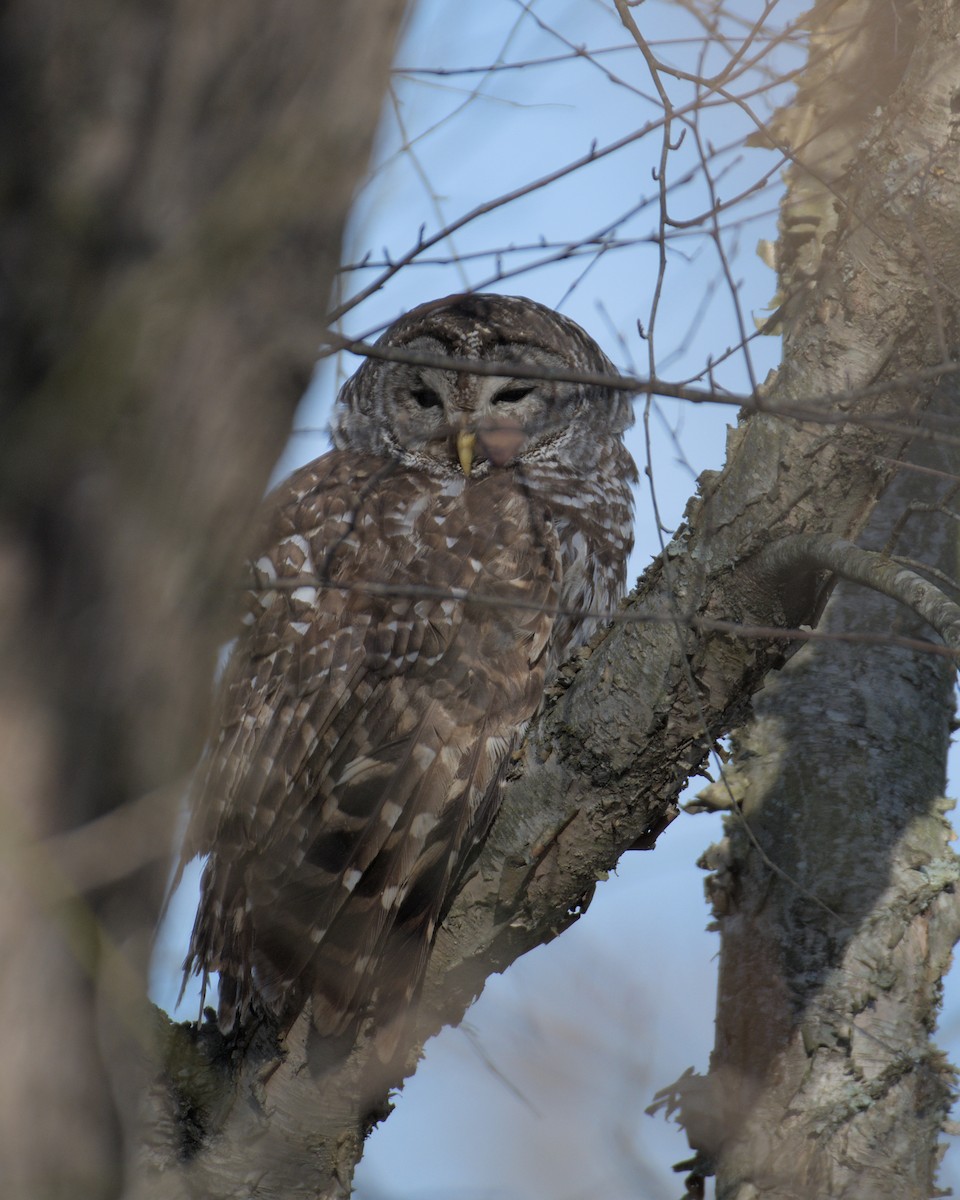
[332,293,634,477]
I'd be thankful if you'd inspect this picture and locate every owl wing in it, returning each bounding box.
[182,449,560,1037]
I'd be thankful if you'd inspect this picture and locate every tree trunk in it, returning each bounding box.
[667,0,960,1193]
[0,4,408,1198]
[689,442,960,1198]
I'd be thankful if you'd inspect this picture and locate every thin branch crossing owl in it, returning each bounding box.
[180,293,637,1045]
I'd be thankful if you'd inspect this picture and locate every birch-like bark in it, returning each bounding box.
[666,1,960,1194]
[690,443,960,1200]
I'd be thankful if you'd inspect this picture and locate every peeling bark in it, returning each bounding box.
[667,1,960,1194]
[685,430,960,1199]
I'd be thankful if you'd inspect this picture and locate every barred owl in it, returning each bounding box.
[180,293,637,1048]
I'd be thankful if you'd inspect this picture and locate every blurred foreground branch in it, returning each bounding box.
[0,3,408,1197]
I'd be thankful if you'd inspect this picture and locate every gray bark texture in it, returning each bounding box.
[686,441,960,1200]
[659,1,960,1195]
[0,3,409,1198]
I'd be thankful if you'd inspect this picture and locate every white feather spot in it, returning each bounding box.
[310,926,328,945]
[290,621,311,636]
[485,735,510,763]
[413,744,437,771]
[334,755,381,787]
[291,586,317,604]
[287,534,311,560]
[254,555,277,580]
[381,802,403,827]
[439,744,461,771]
[343,869,362,892]
[380,885,400,910]
[410,812,438,839]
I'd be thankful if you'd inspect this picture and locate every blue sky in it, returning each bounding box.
[152,3,960,1195]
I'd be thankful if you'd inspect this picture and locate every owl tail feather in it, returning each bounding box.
[181,856,259,1036]
[303,882,441,1061]
[371,1004,413,1065]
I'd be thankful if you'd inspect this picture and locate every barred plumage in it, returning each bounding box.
[180,293,637,1045]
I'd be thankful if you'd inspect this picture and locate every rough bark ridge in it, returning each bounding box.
[135,1,960,1196]
[0,4,408,1198]
[691,452,960,1199]
[668,1,960,1194]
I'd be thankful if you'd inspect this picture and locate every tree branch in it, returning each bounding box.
[752,533,960,652]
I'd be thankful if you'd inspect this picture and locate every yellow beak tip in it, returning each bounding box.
[456,430,477,476]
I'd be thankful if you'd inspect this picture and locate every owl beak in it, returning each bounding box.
[456,429,476,476]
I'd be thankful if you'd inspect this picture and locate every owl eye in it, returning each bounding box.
[411,386,443,410]
[493,385,534,405]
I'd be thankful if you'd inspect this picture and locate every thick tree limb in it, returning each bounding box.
[664,0,960,1193]
[679,429,960,1200]
[753,533,960,652]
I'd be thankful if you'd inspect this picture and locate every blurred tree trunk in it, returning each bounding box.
[0,3,408,1198]
[677,1,960,1195]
